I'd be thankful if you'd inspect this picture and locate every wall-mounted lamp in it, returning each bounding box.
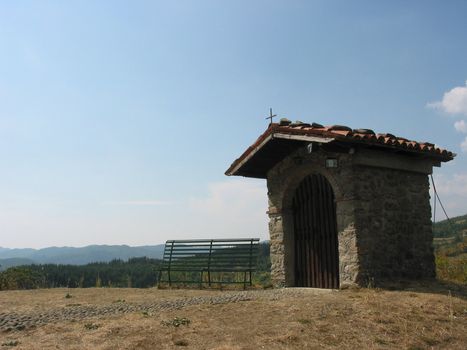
[325,158,338,168]
[306,142,322,153]
[293,156,303,165]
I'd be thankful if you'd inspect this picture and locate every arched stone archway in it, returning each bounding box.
[266,148,358,288]
[227,121,446,288]
[290,173,339,288]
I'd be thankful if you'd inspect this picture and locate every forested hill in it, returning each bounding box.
[1,212,465,271]
[0,244,165,270]
[433,213,467,239]
[0,243,272,290]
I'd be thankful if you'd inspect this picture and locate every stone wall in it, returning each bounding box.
[353,166,435,284]
[266,145,434,288]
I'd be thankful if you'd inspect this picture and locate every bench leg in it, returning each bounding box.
[157,270,162,288]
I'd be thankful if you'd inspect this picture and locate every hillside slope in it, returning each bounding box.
[0,244,165,267]
[0,258,36,271]
[0,285,465,349]
[433,213,467,239]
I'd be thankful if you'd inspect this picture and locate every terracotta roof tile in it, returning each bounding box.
[226,121,455,177]
[269,122,454,158]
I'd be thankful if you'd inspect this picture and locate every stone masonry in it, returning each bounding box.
[266,146,435,288]
[225,121,453,289]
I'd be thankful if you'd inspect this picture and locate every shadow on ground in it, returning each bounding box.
[376,279,466,299]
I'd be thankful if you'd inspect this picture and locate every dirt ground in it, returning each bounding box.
[0,283,466,349]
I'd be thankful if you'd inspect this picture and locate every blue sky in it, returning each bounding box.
[1,1,466,248]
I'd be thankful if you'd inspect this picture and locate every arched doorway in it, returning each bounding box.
[292,173,339,288]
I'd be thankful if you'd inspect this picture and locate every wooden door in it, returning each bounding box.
[293,174,339,288]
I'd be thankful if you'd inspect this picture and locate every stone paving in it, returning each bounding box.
[0,289,321,333]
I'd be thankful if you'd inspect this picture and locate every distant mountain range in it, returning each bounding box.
[433,213,467,239]
[0,244,165,271]
[1,212,465,271]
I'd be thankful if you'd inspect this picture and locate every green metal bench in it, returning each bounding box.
[157,238,260,288]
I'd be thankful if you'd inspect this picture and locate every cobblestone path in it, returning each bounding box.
[0,289,314,332]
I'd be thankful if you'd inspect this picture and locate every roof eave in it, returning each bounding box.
[225,131,335,177]
[225,123,455,177]
[225,134,274,176]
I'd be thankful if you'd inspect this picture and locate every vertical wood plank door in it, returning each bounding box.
[293,174,339,288]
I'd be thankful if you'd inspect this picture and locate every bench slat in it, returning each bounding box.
[166,238,259,243]
[158,238,260,288]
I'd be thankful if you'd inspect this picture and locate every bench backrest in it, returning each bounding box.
[161,238,260,271]
[158,238,260,286]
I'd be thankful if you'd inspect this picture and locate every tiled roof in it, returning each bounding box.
[226,120,455,177]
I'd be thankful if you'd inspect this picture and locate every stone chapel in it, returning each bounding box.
[226,119,454,288]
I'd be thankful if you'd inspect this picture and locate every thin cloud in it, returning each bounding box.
[461,137,467,153]
[454,120,467,133]
[102,200,172,206]
[427,81,467,116]
[189,180,266,214]
[434,172,467,196]
[431,172,467,218]
[187,179,269,239]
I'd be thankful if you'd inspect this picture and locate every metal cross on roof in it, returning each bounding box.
[265,108,277,125]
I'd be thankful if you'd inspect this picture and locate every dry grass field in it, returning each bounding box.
[0,282,466,349]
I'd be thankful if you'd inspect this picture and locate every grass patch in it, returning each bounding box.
[1,341,19,347]
[421,336,440,346]
[84,323,99,330]
[374,338,388,345]
[297,318,312,325]
[161,317,191,327]
[174,339,189,346]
